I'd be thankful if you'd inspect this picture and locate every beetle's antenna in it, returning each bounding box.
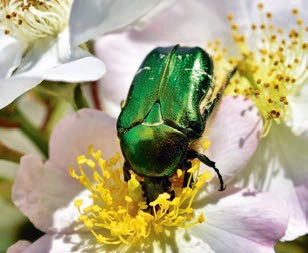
[186,150,226,191]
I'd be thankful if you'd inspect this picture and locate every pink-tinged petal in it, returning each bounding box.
[172,231,215,253]
[12,154,85,233]
[18,226,214,253]
[235,123,308,240]
[128,0,253,43]
[21,233,102,253]
[70,0,172,48]
[205,96,262,186]
[7,240,31,253]
[135,228,215,253]
[191,187,288,253]
[95,32,167,116]
[49,109,120,171]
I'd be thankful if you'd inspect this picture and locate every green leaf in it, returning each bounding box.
[73,84,89,110]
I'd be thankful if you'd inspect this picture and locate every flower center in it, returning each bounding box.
[221,3,307,136]
[69,146,212,245]
[0,0,72,43]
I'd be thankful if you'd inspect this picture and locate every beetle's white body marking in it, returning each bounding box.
[184,68,212,79]
[136,66,151,75]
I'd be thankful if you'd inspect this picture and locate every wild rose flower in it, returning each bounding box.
[95,0,308,241]
[0,0,170,108]
[224,2,308,241]
[9,99,290,252]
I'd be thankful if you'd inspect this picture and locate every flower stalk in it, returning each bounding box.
[0,140,23,163]
[73,84,90,111]
[14,108,49,157]
[0,106,49,157]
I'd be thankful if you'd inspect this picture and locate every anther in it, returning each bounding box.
[266,12,272,19]
[227,13,234,21]
[257,2,264,9]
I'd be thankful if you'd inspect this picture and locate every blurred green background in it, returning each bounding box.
[275,235,308,253]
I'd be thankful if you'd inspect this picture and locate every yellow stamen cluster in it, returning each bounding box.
[0,0,72,43]
[69,146,212,246]
[224,3,307,135]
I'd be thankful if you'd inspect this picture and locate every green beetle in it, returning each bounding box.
[117,45,233,202]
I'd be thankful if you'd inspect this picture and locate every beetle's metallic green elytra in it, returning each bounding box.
[117,45,225,201]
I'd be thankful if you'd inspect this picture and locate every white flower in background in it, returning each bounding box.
[95,0,308,241]
[0,0,171,109]
[8,102,289,252]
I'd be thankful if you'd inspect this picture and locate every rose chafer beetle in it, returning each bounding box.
[117,45,233,202]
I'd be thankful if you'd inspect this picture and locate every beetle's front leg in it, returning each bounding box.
[179,159,194,188]
[123,161,132,182]
[186,150,226,191]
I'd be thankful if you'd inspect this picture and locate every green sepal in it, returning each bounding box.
[36,80,78,104]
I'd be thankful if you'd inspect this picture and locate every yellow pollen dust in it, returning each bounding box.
[0,0,72,43]
[224,3,308,136]
[69,145,212,245]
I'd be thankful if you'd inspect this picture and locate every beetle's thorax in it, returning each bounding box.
[120,102,189,177]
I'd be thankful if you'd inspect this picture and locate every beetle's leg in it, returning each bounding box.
[180,159,193,188]
[186,150,226,191]
[123,161,132,182]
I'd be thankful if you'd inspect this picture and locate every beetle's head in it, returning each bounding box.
[120,124,188,177]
